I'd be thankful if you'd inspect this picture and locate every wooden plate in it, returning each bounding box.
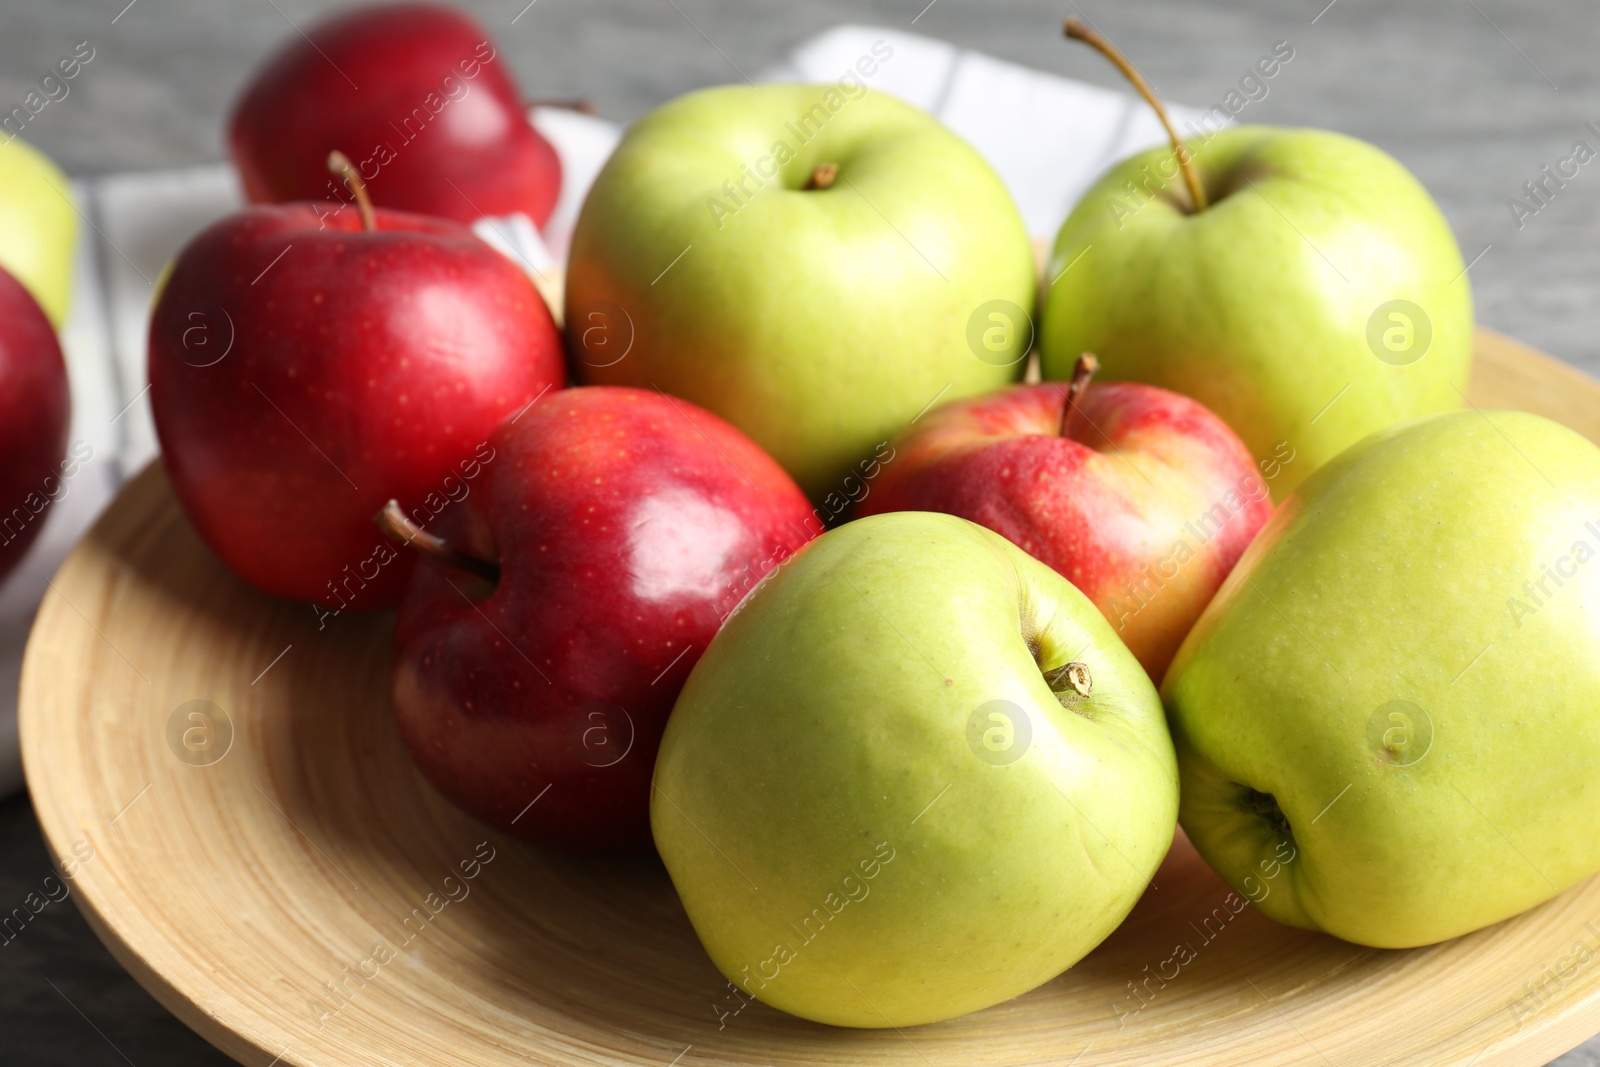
[22,328,1600,1067]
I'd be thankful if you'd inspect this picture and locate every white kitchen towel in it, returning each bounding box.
[0,23,1210,798]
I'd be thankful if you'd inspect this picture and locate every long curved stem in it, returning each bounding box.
[326,150,377,232]
[374,500,500,583]
[1064,17,1208,213]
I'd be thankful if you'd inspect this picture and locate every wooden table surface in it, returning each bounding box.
[1,1,1598,1065]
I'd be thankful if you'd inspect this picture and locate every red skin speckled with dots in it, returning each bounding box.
[148,202,565,609]
[228,3,562,227]
[0,268,70,584]
[391,386,818,853]
[858,380,1277,682]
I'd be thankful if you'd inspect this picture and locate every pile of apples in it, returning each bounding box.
[48,1,1600,1032]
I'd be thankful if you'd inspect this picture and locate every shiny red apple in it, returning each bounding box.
[229,2,561,227]
[0,267,69,584]
[148,174,565,612]
[858,357,1278,680]
[385,386,818,853]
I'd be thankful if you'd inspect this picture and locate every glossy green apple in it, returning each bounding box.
[1164,409,1600,948]
[0,137,76,328]
[1040,126,1472,497]
[565,83,1035,500]
[652,511,1177,1027]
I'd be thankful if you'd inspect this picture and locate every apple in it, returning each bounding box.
[148,159,564,610]
[858,355,1275,680]
[0,137,76,329]
[229,3,561,227]
[0,267,70,583]
[564,82,1035,501]
[652,511,1177,1027]
[1164,409,1600,948]
[1040,19,1472,497]
[383,385,817,853]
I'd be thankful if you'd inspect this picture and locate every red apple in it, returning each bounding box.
[229,3,561,227]
[0,267,69,583]
[857,357,1278,680]
[384,386,817,852]
[148,174,565,612]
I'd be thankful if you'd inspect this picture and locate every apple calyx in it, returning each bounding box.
[1059,352,1100,436]
[374,499,500,584]
[804,163,839,190]
[1242,786,1294,848]
[1063,17,1207,213]
[1044,661,1093,698]
[326,150,378,232]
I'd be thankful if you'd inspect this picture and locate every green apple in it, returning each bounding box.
[565,84,1035,501]
[1163,409,1600,948]
[1039,124,1472,498]
[0,137,77,328]
[652,511,1177,1027]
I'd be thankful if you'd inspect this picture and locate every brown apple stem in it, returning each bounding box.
[326,150,377,232]
[1045,661,1093,698]
[804,163,839,190]
[526,97,598,115]
[374,499,499,583]
[1063,17,1207,212]
[1059,353,1100,436]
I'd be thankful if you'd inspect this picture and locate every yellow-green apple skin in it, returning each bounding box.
[565,84,1035,501]
[0,138,76,328]
[1040,127,1472,498]
[652,512,1177,1027]
[1163,410,1600,948]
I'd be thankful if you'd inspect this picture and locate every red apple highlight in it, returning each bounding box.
[858,358,1275,679]
[0,267,69,584]
[228,3,561,227]
[149,169,565,611]
[383,386,818,853]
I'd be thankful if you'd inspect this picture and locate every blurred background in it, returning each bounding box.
[8,0,1599,375]
[2,0,1598,1063]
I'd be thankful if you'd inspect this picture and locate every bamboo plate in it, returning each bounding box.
[21,328,1600,1067]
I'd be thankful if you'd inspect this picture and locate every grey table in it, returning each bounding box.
[2,0,1598,1064]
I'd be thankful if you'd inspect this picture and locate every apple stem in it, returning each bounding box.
[1059,353,1100,436]
[326,150,377,232]
[1063,17,1208,213]
[1045,661,1093,698]
[374,499,500,584]
[526,97,598,115]
[804,163,839,190]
